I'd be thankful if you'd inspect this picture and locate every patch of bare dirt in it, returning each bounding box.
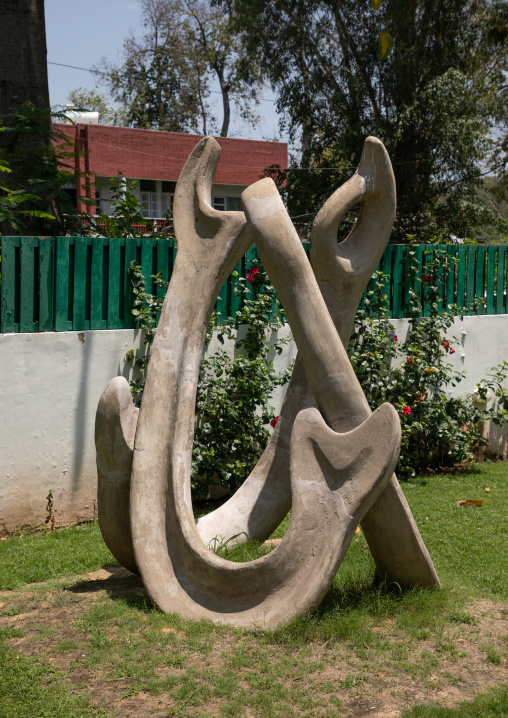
[1,567,507,717]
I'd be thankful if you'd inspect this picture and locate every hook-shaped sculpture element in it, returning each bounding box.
[96,136,439,626]
[130,145,401,627]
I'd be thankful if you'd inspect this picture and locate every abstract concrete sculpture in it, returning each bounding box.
[96,136,439,629]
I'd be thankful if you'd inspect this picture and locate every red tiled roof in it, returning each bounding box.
[55,123,287,186]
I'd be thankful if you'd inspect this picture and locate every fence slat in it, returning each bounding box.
[455,245,466,310]
[90,237,107,329]
[466,245,477,314]
[486,247,496,315]
[107,239,123,329]
[380,245,393,316]
[19,236,36,332]
[38,237,54,331]
[391,245,405,318]
[73,237,89,330]
[422,244,434,317]
[475,245,487,315]
[243,244,259,311]
[445,246,457,308]
[54,236,72,331]
[155,239,169,303]
[123,238,138,329]
[496,246,507,314]
[216,277,230,323]
[0,237,20,333]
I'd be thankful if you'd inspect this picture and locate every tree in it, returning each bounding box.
[0,0,61,235]
[95,0,262,137]
[0,0,50,116]
[178,0,262,136]
[233,0,508,242]
[95,0,211,133]
[67,88,127,127]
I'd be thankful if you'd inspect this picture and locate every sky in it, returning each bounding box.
[44,0,287,143]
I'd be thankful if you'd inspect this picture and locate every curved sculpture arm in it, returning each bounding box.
[310,136,396,345]
[172,136,252,301]
[242,177,439,589]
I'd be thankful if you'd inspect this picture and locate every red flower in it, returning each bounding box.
[393,335,398,342]
[270,416,279,428]
[407,358,413,364]
[442,339,450,350]
[450,348,456,354]
[247,267,260,285]
[422,273,433,284]
[402,405,412,416]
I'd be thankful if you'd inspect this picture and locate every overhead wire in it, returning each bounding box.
[47,60,278,104]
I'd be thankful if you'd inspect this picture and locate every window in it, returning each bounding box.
[139,180,157,218]
[140,192,157,218]
[95,190,102,216]
[161,181,176,217]
[212,196,242,212]
[161,192,174,217]
[140,180,156,192]
[227,197,242,211]
[212,196,226,211]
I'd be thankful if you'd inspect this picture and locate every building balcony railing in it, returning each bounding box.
[78,215,175,236]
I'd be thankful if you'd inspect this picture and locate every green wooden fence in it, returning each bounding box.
[1,237,507,333]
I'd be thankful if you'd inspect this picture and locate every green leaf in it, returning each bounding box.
[379,31,394,59]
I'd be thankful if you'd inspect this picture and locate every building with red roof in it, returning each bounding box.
[55,121,287,224]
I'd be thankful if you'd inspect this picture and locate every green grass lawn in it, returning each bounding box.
[0,523,115,591]
[1,461,507,717]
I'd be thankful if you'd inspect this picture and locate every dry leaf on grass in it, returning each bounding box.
[456,499,484,506]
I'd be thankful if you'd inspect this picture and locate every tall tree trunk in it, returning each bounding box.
[0,0,50,114]
[0,0,52,235]
[218,70,230,137]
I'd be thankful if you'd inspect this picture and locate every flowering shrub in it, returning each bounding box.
[127,258,292,500]
[349,248,508,478]
[246,266,260,284]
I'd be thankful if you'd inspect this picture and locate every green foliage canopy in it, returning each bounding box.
[233,0,508,242]
[92,0,262,137]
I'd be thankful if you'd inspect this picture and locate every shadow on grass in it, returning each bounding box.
[67,564,153,608]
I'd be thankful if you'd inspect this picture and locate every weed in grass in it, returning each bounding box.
[337,673,366,690]
[165,650,185,668]
[52,639,79,653]
[448,611,477,625]
[38,624,57,638]
[441,670,462,684]
[435,636,458,657]
[225,644,256,669]
[485,644,502,665]
[0,626,25,640]
[1,607,19,616]
[390,642,410,662]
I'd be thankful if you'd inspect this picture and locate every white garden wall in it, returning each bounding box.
[0,315,507,534]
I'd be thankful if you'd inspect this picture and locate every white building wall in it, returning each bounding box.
[1,315,507,534]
